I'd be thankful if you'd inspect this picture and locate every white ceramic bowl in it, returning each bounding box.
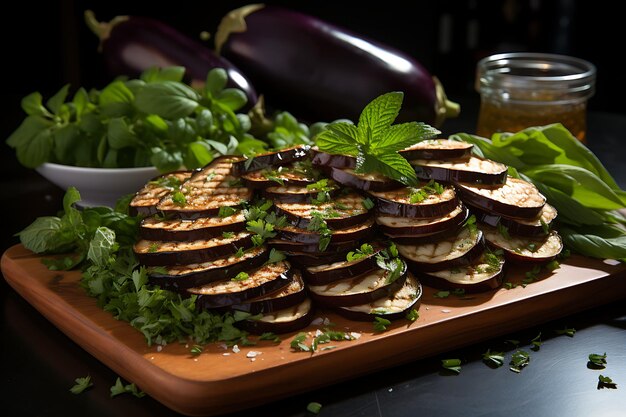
[36,163,161,208]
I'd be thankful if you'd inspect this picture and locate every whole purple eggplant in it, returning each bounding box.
[215,4,459,126]
[84,10,257,106]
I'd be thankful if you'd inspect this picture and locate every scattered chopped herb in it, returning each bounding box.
[555,327,576,337]
[266,248,286,264]
[434,290,450,299]
[441,358,462,374]
[523,265,542,286]
[307,402,323,414]
[222,231,235,239]
[232,272,249,282]
[545,260,560,271]
[246,217,279,247]
[598,375,617,389]
[259,332,281,343]
[308,211,332,251]
[333,202,350,210]
[110,377,146,398]
[373,316,392,332]
[509,350,530,373]
[147,243,159,253]
[405,308,419,322]
[346,243,375,262]
[463,214,478,236]
[530,332,543,351]
[205,172,216,181]
[540,218,550,234]
[482,350,505,368]
[190,345,203,356]
[409,188,427,203]
[262,170,285,186]
[526,242,538,252]
[290,332,310,352]
[218,206,238,218]
[171,191,187,206]
[69,375,93,394]
[228,178,243,187]
[362,197,375,210]
[588,352,607,368]
[497,222,511,240]
[234,247,245,258]
[503,282,516,290]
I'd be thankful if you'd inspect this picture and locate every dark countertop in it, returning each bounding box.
[1,110,625,417]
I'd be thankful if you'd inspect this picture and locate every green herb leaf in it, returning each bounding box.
[357,91,403,142]
[530,332,543,351]
[259,332,281,343]
[434,290,450,299]
[598,375,617,389]
[362,197,375,210]
[555,327,576,337]
[231,272,249,282]
[190,345,203,356]
[441,358,462,374]
[373,316,391,332]
[135,81,200,119]
[588,352,607,368]
[307,402,323,414]
[315,122,360,156]
[482,349,505,368]
[510,350,530,373]
[290,332,310,352]
[405,308,419,322]
[110,377,146,398]
[69,375,93,394]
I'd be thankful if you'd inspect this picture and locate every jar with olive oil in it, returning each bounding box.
[475,52,596,142]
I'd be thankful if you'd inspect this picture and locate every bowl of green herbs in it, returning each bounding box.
[6,66,313,207]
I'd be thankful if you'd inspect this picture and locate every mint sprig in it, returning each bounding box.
[315,92,439,186]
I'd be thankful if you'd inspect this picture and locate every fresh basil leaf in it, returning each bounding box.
[150,148,183,172]
[217,88,247,111]
[6,115,52,149]
[135,81,200,119]
[53,123,80,163]
[21,91,51,117]
[186,141,214,169]
[16,128,53,168]
[72,87,90,117]
[141,66,186,83]
[107,118,137,149]
[357,91,403,142]
[524,165,624,210]
[205,68,228,96]
[559,226,626,261]
[205,139,228,155]
[46,84,70,114]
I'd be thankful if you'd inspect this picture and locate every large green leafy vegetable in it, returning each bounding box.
[452,124,626,261]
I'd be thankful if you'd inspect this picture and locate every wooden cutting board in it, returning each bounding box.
[3,243,626,416]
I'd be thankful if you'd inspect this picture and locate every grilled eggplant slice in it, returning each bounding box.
[134,231,254,266]
[274,192,371,230]
[263,183,339,203]
[240,165,317,189]
[303,242,384,285]
[410,156,508,185]
[190,261,294,309]
[226,271,307,314]
[376,204,467,237]
[469,202,557,238]
[328,167,402,191]
[146,246,269,291]
[370,183,459,218]
[456,176,546,219]
[287,250,353,267]
[156,156,252,219]
[308,263,408,307]
[276,218,376,245]
[233,145,310,174]
[129,171,192,216]
[235,298,315,334]
[482,225,563,264]
[139,212,246,241]
[310,148,357,169]
[413,252,505,292]
[399,139,473,161]
[268,239,360,254]
[397,227,485,272]
[335,273,422,321]
[389,222,466,245]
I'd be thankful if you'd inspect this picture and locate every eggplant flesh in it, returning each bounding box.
[85,11,257,106]
[216,5,459,126]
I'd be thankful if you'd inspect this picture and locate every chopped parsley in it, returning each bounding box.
[497,222,511,240]
[69,375,93,394]
[259,332,281,343]
[509,350,530,373]
[598,375,617,389]
[232,272,249,282]
[555,327,576,337]
[362,197,375,210]
[482,350,505,368]
[222,231,235,239]
[171,191,187,206]
[307,402,323,414]
[346,243,375,262]
[308,211,332,251]
[588,352,607,369]
[405,308,419,322]
[530,332,543,351]
[463,214,478,236]
[266,248,286,264]
[218,206,238,218]
[441,358,462,374]
[190,345,203,355]
[373,316,392,332]
[110,377,146,398]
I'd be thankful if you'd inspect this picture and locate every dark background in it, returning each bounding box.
[0,0,623,251]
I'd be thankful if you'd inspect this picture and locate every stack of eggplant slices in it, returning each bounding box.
[130,139,563,334]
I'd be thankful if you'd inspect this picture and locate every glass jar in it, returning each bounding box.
[475,52,596,142]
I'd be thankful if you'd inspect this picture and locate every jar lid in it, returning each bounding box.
[476,52,596,100]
